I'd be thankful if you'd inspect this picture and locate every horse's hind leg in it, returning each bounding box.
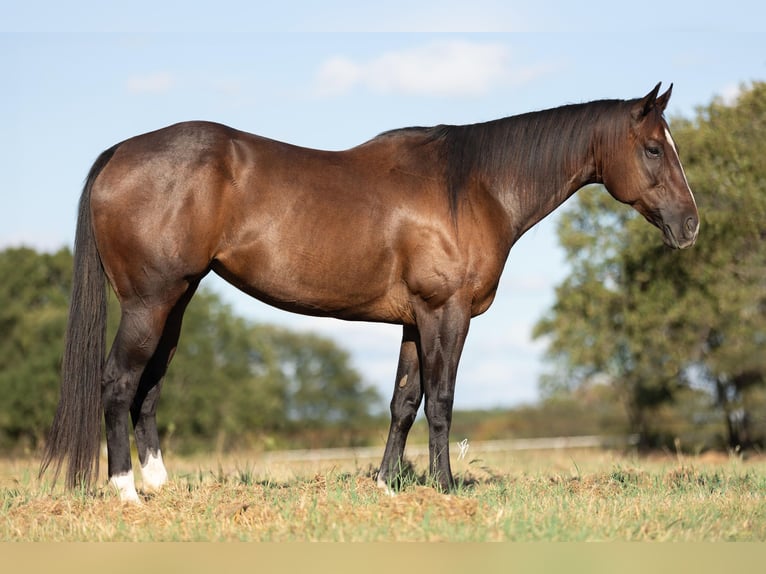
[102,304,167,502]
[130,281,199,492]
[103,277,196,503]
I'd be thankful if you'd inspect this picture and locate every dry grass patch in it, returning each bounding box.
[2,449,766,541]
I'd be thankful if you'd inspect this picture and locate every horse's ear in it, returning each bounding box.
[631,82,663,122]
[655,83,673,113]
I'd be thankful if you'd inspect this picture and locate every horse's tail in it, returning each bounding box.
[39,146,117,491]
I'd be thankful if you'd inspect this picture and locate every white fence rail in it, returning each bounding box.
[261,434,639,463]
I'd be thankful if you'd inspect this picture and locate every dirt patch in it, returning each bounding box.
[381,486,478,520]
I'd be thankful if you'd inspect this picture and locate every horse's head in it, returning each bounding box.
[603,83,699,249]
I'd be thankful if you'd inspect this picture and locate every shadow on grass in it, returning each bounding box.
[174,456,509,496]
[366,457,509,494]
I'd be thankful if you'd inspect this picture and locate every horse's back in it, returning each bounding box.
[88,120,500,323]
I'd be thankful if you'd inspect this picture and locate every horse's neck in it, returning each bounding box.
[488,137,600,241]
[484,103,627,241]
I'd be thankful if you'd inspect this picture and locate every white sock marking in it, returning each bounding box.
[109,471,140,503]
[376,475,397,497]
[141,451,168,491]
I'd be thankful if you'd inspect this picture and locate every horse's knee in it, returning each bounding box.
[390,387,421,431]
[391,410,417,435]
[424,394,453,436]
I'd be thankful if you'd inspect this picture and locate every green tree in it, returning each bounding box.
[533,187,682,445]
[157,290,290,453]
[159,293,382,452]
[534,82,766,449]
[666,82,766,448]
[261,327,381,447]
[0,247,72,449]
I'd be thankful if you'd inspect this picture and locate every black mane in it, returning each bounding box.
[384,98,634,215]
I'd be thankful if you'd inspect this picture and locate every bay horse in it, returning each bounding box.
[40,83,698,502]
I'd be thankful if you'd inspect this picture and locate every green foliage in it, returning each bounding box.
[0,248,72,449]
[534,82,766,449]
[157,291,291,453]
[256,328,381,447]
[160,292,382,452]
[0,247,382,453]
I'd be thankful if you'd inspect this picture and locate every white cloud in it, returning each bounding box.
[126,72,175,94]
[719,83,743,106]
[316,57,361,96]
[314,40,544,98]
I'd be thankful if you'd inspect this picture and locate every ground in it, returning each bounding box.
[2,446,765,542]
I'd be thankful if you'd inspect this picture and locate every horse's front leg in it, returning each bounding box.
[378,325,423,492]
[417,298,471,492]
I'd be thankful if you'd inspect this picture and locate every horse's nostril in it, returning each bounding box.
[685,216,698,236]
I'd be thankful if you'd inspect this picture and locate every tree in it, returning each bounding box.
[157,290,290,452]
[260,327,381,447]
[159,293,382,452]
[534,83,766,449]
[667,82,766,448]
[0,247,72,449]
[532,187,685,445]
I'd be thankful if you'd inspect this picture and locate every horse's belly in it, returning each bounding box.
[212,242,412,324]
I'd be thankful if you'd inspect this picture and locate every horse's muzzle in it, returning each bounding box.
[663,214,699,249]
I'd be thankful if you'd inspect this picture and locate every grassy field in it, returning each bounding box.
[2,446,765,542]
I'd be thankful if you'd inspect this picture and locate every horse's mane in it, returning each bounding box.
[381,98,634,214]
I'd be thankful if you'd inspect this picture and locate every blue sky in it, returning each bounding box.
[2,2,765,409]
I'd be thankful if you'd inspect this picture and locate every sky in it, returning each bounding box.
[2,2,764,411]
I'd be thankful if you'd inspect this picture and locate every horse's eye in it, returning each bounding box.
[645,145,662,159]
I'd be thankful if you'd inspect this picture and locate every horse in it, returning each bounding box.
[40,83,698,502]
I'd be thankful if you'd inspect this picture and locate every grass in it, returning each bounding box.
[1,447,765,541]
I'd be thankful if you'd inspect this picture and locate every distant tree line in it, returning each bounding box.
[0,246,382,453]
[534,82,766,451]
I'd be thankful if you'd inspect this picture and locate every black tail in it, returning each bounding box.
[39,146,117,491]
